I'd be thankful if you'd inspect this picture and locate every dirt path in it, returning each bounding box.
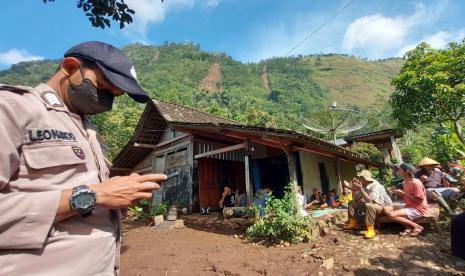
[199,62,224,93]
[120,220,465,276]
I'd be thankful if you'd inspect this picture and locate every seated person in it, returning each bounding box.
[326,189,340,208]
[338,187,353,208]
[305,188,324,208]
[387,163,428,237]
[342,170,393,239]
[296,186,308,216]
[415,157,459,216]
[233,188,248,207]
[253,186,272,216]
[219,186,234,209]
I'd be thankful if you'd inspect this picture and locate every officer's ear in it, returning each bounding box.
[61,57,81,77]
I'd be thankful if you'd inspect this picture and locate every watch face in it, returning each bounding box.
[75,192,96,209]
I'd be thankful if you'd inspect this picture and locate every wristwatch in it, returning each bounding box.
[69,185,97,217]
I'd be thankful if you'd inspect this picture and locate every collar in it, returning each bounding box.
[33,83,70,113]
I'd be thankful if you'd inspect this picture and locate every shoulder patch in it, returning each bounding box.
[41,91,64,107]
[0,83,33,94]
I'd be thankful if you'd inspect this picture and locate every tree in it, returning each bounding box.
[43,0,163,29]
[391,41,465,146]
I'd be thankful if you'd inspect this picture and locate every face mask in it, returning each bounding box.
[67,75,115,115]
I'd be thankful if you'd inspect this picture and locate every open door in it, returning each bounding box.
[318,162,330,195]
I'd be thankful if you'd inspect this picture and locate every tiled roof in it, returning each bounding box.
[153,99,241,125]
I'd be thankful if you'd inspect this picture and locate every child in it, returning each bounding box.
[338,187,353,208]
[326,189,340,208]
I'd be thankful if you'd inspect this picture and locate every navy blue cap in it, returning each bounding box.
[64,41,149,103]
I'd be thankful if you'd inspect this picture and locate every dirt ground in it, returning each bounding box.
[120,215,465,276]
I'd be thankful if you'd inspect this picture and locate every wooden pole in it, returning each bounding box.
[335,156,343,194]
[282,144,300,215]
[244,141,253,206]
[389,135,403,164]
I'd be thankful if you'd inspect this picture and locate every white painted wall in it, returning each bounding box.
[299,151,357,196]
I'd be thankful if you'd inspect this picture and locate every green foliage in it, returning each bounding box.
[150,202,169,217]
[391,41,465,146]
[43,0,143,29]
[400,125,465,165]
[246,186,313,244]
[352,142,383,163]
[127,202,169,222]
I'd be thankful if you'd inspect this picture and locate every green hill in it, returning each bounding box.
[0,42,403,159]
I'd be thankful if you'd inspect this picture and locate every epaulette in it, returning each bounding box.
[0,83,33,94]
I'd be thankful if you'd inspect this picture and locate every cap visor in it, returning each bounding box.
[96,63,150,103]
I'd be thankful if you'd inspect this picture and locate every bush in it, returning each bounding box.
[246,185,313,244]
[127,202,169,223]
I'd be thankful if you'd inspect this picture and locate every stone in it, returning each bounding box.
[318,272,323,276]
[153,215,164,226]
[321,257,334,270]
[173,219,185,229]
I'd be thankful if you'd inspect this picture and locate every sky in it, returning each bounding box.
[1,0,464,69]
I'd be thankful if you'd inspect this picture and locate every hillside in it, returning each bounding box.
[0,43,403,159]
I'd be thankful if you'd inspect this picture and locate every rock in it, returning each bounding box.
[284,242,290,247]
[173,219,185,229]
[318,272,323,276]
[322,227,330,235]
[153,215,164,226]
[321,257,334,270]
[233,235,239,239]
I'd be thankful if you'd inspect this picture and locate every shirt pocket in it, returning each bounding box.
[22,142,87,169]
[19,142,89,188]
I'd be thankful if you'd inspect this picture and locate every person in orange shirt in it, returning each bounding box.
[386,163,428,237]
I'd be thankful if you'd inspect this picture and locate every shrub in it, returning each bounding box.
[246,185,313,244]
[127,202,169,223]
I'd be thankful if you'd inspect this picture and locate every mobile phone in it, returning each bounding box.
[165,172,179,180]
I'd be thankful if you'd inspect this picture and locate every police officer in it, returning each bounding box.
[0,41,166,275]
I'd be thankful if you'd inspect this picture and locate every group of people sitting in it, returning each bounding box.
[300,187,353,210]
[218,186,248,209]
[343,157,463,239]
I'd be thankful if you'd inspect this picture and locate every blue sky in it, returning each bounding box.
[1,0,464,69]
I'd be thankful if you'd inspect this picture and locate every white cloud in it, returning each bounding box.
[342,4,426,58]
[399,30,465,55]
[123,0,221,42]
[204,0,220,8]
[0,49,43,66]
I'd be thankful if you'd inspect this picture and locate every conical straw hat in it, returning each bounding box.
[418,157,440,167]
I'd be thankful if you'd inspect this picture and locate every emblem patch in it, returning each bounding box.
[41,91,63,107]
[72,146,86,160]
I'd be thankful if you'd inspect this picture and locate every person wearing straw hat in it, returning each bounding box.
[342,170,392,239]
[415,157,459,216]
[387,163,428,237]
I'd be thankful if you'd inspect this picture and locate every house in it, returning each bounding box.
[111,100,383,212]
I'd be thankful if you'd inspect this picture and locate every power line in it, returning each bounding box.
[284,0,355,57]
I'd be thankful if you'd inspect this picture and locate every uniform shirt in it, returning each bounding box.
[365,180,393,206]
[403,178,428,215]
[0,83,121,276]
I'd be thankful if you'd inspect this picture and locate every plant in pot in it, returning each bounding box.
[150,203,169,226]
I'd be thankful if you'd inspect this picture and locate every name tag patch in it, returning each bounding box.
[26,128,77,143]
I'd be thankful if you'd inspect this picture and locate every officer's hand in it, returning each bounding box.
[89,173,167,209]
